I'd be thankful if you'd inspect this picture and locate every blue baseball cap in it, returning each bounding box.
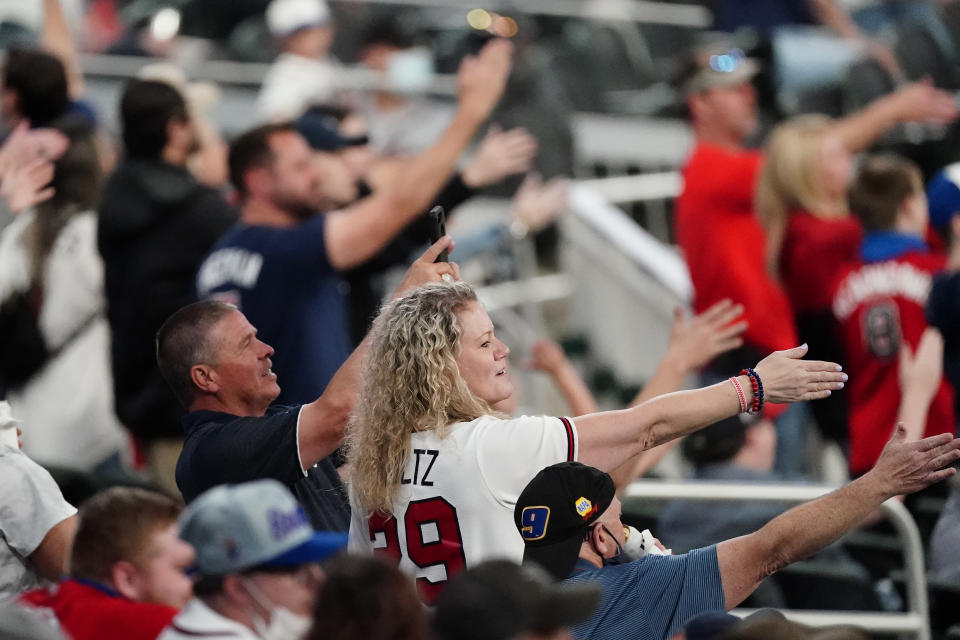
[927,163,960,229]
[296,112,369,153]
[179,479,347,575]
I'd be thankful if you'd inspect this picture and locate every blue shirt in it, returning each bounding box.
[196,215,352,405]
[860,230,928,263]
[566,546,724,640]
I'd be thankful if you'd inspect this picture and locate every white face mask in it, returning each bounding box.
[243,578,313,640]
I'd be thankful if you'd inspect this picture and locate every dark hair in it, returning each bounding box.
[682,415,750,467]
[71,487,183,584]
[359,19,417,51]
[156,299,237,408]
[228,122,296,198]
[26,115,103,286]
[120,79,188,160]
[307,555,429,640]
[848,154,923,232]
[2,46,69,126]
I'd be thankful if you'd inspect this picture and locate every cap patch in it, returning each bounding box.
[575,497,596,520]
[269,507,308,541]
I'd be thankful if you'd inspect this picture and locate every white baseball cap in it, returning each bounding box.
[266,0,331,38]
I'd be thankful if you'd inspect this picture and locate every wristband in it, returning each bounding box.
[739,368,764,414]
[729,376,748,413]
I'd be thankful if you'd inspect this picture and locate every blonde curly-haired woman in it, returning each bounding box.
[345,281,845,601]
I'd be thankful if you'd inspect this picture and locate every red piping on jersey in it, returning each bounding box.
[560,417,575,461]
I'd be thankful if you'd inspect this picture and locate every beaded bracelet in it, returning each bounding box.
[739,368,764,414]
[729,376,748,413]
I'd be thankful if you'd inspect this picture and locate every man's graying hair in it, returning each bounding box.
[156,299,237,408]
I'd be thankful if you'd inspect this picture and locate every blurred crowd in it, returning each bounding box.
[3,1,960,639]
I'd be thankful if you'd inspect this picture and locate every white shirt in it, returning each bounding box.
[348,414,578,600]
[158,599,259,640]
[0,445,76,604]
[0,210,128,471]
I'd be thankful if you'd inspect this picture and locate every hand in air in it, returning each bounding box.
[753,344,846,404]
[393,236,461,297]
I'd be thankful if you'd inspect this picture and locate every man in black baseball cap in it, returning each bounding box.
[515,462,618,581]
[515,431,960,640]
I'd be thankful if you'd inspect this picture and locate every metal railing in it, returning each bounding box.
[624,480,930,639]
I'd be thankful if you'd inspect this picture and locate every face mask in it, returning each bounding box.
[243,578,313,640]
[606,526,673,566]
[386,47,435,93]
[597,524,628,566]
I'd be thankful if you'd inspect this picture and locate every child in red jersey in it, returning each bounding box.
[831,155,955,475]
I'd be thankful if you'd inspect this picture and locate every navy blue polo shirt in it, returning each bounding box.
[176,405,350,532]
[566,546,724,640]
[195,214,352,406]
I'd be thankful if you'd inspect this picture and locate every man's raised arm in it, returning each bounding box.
[716,426,960,609]
[324,40,513,270]
[296,237,459,468]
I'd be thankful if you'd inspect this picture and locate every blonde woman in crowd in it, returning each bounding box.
[346,281,845,600]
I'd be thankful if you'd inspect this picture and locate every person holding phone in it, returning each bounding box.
[196,40,513,408]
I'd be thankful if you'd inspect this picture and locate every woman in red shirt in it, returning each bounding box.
[756,115,862,445]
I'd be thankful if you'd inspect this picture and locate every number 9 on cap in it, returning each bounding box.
[520,506,550,541]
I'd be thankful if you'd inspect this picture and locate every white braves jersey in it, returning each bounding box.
[348,414,578,601]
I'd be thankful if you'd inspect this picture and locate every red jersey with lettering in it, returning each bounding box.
[781,212,862,315]
[676,143,797,353]
[831,252,955,474]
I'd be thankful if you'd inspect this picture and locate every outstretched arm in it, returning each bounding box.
[716,426,960,608]
[832,80,958,153]
[324,40,513,270]
[577,345,845,481]
[607,300,747,487]
[297,237,459,468]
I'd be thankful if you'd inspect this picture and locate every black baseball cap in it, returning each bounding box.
[295,112,369,152]
[432,560,600,640]
[514,462,616,581]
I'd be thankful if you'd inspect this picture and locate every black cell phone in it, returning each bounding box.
[428,205,448,263]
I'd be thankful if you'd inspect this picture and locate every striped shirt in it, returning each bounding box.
[567,545,724,640]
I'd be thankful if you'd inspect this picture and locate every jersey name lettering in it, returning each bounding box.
[197,248,264,294]
[833,262,932,320]
[401,449,439,486]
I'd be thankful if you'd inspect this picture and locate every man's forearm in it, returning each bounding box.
[389,111,484,218]
[718,474,886,608]
[299,334,371,467]
[832,94,901,153]
[760,475,884,570]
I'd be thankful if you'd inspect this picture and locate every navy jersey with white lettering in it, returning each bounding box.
[347,414,578,602]
[196,216,351,405]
